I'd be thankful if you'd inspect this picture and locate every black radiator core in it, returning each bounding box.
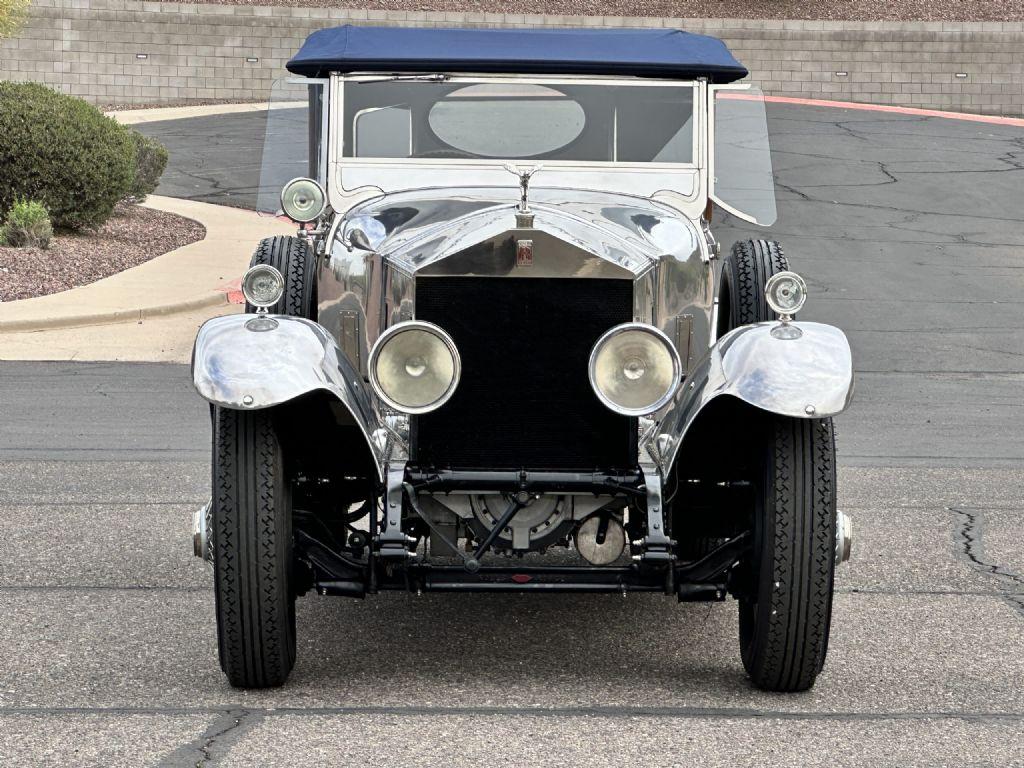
[414,277,636,471]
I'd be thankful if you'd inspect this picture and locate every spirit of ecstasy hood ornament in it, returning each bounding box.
[503,163,543,227]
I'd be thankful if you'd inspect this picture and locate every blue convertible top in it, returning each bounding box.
[286,25,747,82]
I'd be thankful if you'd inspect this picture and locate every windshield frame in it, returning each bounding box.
[334,73,702,171]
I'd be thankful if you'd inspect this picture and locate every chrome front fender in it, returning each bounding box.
[652,321,854,474]
[192,314,385,479]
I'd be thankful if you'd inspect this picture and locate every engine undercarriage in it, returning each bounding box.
[261,465,756,602]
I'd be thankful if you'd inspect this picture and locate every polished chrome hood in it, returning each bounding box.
[340,187,702,278]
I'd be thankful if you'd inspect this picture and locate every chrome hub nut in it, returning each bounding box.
[835,510,853,565]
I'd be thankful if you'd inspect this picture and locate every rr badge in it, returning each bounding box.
[516,239,534,268]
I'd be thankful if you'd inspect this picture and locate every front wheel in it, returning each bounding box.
[739,415,837,692]
[212,407,296,688]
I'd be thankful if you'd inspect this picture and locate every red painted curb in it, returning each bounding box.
[217,277,244,305]
[761,95,1024,127]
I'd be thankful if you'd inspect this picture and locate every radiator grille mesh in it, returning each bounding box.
[413,277,636,470]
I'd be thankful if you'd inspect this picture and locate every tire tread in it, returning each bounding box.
[213,408,296,688]
[724,239,789,328]
[741,416,836,692]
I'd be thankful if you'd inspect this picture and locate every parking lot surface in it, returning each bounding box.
[1,103,1022,765]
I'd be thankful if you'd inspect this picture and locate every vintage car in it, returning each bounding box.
[191,25,854,691]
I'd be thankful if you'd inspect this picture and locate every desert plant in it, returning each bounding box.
[126,130,169,201]
[1,199,53,249]
[0,0,30,39]
[0,82,135,230]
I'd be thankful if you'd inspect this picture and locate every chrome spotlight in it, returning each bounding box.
[764,271,807,320]
[241,264,284,309]
[280,177,326,223]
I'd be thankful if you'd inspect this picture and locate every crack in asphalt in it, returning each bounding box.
[155,708,259,768]
[950,507,1024,587]
[949,507,1024,619]
[772,176,1024,228]
[772,157,901,190]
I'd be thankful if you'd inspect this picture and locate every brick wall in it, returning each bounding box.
[1,0,1022,115]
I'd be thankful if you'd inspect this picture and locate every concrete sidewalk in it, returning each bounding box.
[0,196,293,362]
[0,196,292,333]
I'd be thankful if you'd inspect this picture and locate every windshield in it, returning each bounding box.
[342,78,696,165]
[710,86,777,226]
[256,77,327,214]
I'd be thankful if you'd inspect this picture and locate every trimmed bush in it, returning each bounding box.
[126,130,169,202]
[0,0,31,40]
[0,82,135,230]
[1,199,53,249]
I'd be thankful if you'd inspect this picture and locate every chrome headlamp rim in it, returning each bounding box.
[368,320,462,415]
[764,270,808,317]
[588,322,682,417]
[280,176,326,223]
[240,264,285,309]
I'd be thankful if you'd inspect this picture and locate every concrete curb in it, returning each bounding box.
[106,101,269,125]
[0,196,292,333]
[0,293,234,333]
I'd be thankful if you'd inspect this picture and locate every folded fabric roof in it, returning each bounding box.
[286,25,748,82]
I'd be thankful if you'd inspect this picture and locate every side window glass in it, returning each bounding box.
[354,107,412,158]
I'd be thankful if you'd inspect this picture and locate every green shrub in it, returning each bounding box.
[1,199,53,249]
[0,82,135,230]
[0,0,31,40]
[126,130,168,202]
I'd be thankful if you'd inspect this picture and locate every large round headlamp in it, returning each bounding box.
[369,321,461,414]
[280,177,326,223]
[764,271,807,318]
[241,264,284,309]
[588,323,681,416]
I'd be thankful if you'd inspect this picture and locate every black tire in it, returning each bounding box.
[247,235,316,318]
[718,239,788,337]
[739,415,837,692]
[212,407,297,688]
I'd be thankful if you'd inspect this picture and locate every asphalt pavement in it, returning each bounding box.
[0,103,1022,766]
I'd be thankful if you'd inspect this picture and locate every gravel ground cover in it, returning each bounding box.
[0,203,205,302]
[160,0,1024,22]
